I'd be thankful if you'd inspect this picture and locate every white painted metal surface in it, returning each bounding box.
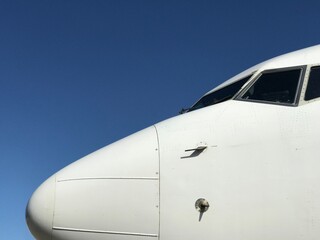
[26,45,320,240]
[27,127,160,240]
[157,100,320,239]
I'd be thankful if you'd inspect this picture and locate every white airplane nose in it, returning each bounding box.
[26,175,56,240]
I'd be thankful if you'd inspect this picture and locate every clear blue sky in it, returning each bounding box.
[1,0,320,239]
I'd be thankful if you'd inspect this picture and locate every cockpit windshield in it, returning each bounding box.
[188,75,252,112]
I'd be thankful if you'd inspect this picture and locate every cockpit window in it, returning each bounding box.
[240,68,302,105]
[188,75,252,112]
[305,66,320,101]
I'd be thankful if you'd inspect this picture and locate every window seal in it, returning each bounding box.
[299,64,320,105]
[235,65,306,107]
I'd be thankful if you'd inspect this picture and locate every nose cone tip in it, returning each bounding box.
[26,175,56,240]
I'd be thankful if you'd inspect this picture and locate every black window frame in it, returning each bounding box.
[304,66,320,101]
[235,66,306,107]
[187,74,254,113]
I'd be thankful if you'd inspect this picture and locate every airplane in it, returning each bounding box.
[26,45,320,240]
